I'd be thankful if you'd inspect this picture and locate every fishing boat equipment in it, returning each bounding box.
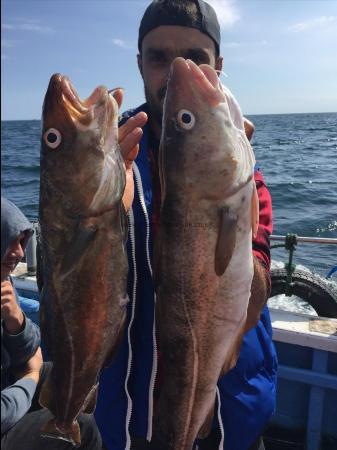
[270,234,337,318]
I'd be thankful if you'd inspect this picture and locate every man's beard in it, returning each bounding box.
[144,85,167,127]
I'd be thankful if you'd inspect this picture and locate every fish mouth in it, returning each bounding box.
[45,74,122,130]
[169,57,225,106]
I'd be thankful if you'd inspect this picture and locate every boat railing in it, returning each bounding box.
[25,221,39,274]
[25,224,337,278]
[271,235,337,245]
[270,233,337,282]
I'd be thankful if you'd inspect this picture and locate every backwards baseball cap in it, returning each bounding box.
[138,0,221,55]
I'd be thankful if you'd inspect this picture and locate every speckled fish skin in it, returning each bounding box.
[38,74,128,445]
[152,58,257,450]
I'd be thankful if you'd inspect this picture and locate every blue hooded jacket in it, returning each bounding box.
[95,106,278,450]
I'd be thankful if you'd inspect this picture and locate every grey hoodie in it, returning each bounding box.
[1,197,41,435]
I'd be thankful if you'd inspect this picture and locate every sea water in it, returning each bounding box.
[1,113,337,312]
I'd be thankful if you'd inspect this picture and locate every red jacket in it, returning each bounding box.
[253,169,273,271]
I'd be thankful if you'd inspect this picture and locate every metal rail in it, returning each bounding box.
[271,235,337,245]
[270,233,337,289]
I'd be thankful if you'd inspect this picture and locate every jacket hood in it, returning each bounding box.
[1,197,33,261]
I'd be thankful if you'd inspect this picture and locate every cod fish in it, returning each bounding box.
[152,58,259,450]
[38,74,128,445]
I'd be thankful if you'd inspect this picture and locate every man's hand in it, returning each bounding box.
[119,112,148,211]
[1,280,24,335]
[14,347,43,385]
[243,117,255,142]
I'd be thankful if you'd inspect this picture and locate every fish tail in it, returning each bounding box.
[41,418,81,447]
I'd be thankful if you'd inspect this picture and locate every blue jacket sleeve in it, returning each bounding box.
[2,314,41,368]
[1,378,37,434]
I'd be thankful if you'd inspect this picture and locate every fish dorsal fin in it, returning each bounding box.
[198,402,215,439]
[251,182,259,239]
[61,220,98,276]
[214,208,237,276]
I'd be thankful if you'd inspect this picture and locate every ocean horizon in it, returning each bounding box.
[1,112,337,279]
[2,110,337,122]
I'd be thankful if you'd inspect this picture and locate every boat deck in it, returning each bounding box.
[268,309,337,450]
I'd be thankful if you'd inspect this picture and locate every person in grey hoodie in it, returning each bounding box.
[1,197,102,449]
[1,197,42,434]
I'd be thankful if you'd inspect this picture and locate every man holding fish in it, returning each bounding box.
[95,1,277,450]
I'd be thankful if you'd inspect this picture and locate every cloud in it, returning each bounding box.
[1,22,54,34]
[205,0,240,28]
[223,42,241,49]
[111,38,134,50]
[223,40,268,49]
[289,16,337,33]
[19,23,54,33]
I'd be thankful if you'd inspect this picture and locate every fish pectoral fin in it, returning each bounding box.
[82,383,99,414]
[251,182,259,239]
[39,370,56,413]
[41,418,81,446]
[198,403,215,439]
[214,207,237,276]
[61,222,98,275]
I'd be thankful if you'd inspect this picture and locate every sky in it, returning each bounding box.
[2,0,337,120]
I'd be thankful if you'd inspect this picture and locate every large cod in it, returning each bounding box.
[38,75,128,445]
[152,58,259,450]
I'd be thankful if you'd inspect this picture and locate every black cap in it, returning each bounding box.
[138,0,220,55]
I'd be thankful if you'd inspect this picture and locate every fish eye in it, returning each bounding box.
[43,128,62,149]
[177,109,195,130]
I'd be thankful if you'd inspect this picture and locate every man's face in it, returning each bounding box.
[1,232,26,279]
[138,25,223,129]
